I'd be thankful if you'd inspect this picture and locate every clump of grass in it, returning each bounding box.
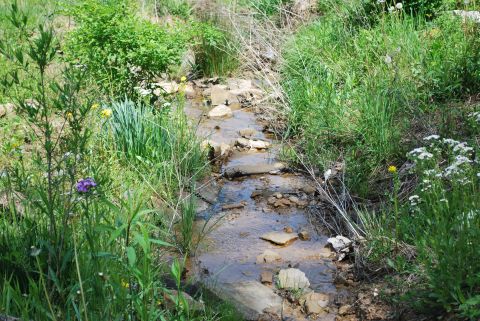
[193,22,238,77]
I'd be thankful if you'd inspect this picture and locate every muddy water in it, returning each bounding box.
[185,82,337,320]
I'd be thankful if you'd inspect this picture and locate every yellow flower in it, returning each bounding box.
[101,108,112,119]
[388,165,397,174]
[180,76,187,83]
[11,142,20,149]
[91,103,100,110]
[66,112,73,121]
[121,279,129,288]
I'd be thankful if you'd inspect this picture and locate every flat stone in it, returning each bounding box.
[208,104,233,119]
[260,271,274,284]
[299,231,311,241]
[327,235,352,252]
[256,249,282,264]
[236,137,270,149]
[239,128,257,138]
[227,78,252,90]
[278,268,310,290]
[220,281,282,320]
[224,163,286,178]
[339,304,352,315]
[300,292,329,315]
[211,85,237,106]
[260,232,298,246]
[222,202,246,210]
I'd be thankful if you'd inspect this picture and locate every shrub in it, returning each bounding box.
[65,0,188,97]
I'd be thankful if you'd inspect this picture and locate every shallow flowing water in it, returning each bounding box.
[185,80,338,320]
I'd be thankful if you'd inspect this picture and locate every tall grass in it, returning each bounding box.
[282,2,480,196]
[281,0,480,317]
[103,98,207,203]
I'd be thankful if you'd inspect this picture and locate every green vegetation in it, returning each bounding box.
[282,0,480,317]
[65,0,189,97]
[283,1,480,195]
[0,1,240,320]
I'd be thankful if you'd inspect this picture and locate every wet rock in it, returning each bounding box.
[327,235,352,252]
[224,163,286,178]
[272,198,293,208]
[164,290,205,311]
[339,304,352,316]
[220,143,232,157]
[282,305,309,321]
[260,271,274,284]
[298,231,310,241]
[283,226,294,233]
[301,185,317,194]
[260,231,298,246]
[327,236,352,261]
[300,292,329,315]
[227,78,252,91]
[256,249,282,264]
[239,128,257,138]
[220,281,282,320]
[222,201,246,210]
[277,268,310,290]
[211,85,237,106]
[208,104,233,119]
[0,103,14,118]
[201,139,221,159]
[236,137,270,149]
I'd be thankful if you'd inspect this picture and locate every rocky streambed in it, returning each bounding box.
[178,77,356,321]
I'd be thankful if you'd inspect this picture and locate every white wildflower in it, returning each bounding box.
[324,169,332,182]
[443,138,460,146]
[423,134,440,141]
[409,195,420,206]
[384,55,392,64]
[388,6,395,13]
[395,2,403,9]
[453,142,473,154]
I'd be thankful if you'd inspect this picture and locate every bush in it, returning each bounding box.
[65,0,188,97]
[282,7,480,196]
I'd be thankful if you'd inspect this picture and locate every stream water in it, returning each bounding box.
[185,79,338,321]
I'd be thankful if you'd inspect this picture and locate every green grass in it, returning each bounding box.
[282,2,480,196]
[282,0,480,317]
[0,2,238,320]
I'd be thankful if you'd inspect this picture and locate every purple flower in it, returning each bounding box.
[76,177,97,193]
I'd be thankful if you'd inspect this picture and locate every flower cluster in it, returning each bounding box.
[76,177,97,193]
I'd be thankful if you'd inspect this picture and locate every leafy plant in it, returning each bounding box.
[65,0,189,97]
